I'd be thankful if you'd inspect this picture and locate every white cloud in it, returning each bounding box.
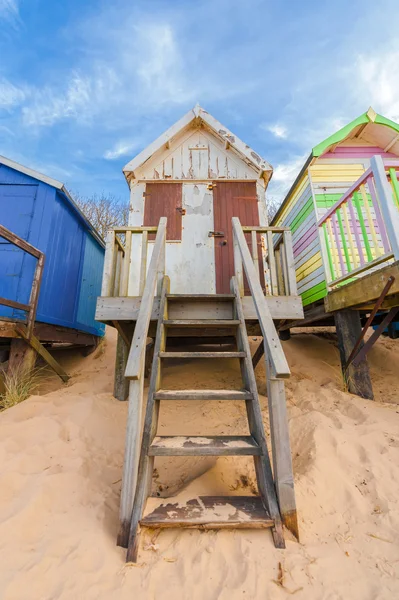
[265,123,288,139]
[0,0,18,21]
[133,23,196,106]
[104,139,141,160]
[356,50,399,122]
[22,69,118,127]
[0,79,25,109]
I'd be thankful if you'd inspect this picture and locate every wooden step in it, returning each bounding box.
[164,319,240,327]
[166,294,235,301]
[154,389,253,401]
[149,435,261,456]
[159,351,246,359]
[140,496,273,529]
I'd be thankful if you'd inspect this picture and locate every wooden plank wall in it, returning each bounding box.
[273,146,395,307]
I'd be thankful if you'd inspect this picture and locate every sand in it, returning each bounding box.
[0,327,399,599]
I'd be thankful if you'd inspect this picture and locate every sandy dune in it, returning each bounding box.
[0,327,398,599]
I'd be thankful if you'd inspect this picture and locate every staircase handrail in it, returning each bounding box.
[232,217,290,379]
[124,217,167,379]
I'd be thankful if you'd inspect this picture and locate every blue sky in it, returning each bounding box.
[1,0,399,205]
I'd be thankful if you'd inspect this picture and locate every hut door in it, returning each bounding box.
[213,181,262,294]
[143,182,182,240]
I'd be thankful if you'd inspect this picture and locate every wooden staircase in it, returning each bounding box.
[114,216,298,562]
[124,276,285,562]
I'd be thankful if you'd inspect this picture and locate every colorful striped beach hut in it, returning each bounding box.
[272,107,399,399]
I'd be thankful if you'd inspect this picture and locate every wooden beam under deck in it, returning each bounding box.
[95,295,304,324]
[325,261,399,313]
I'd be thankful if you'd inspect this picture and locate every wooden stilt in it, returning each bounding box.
[334,309,374,400]
[114,334,129,401]
[8,338,37,375]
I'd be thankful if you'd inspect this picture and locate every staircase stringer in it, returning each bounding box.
[126,276,170,561]
[231,276,285,548]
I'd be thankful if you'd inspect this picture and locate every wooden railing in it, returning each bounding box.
[240,225,298,297]
[101,225,159,298]
[232,217,290,379]
[0,224,45,339]
[318,155,399,288]
[231,217,297,533]
[117,217,167,546]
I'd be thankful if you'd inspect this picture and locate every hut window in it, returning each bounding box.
[143,182,182,241]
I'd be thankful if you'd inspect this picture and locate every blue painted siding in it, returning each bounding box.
[0,163,105,336]
[77,234,106,336]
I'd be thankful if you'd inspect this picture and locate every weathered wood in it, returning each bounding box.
[266,231,279,296]
[149,435,261,456]
[0,223,41,258]
[232,218,290,378]
[159,351,246,358]
[274,248,285,296]
[251,230,260,280]
[125,277,169,559]
[154,389,252,400]
[139,230,148,295]
[167,294,235,300]
[233,230,244,296]
[112,247,121,297]
[120,230,132,297]
[26,253,45,339]
[252,340,265,369]
[266,368,299,539]
[325,261,399,312]
[231,276,286,547]
[141,496,274,529]
[118,277,169,550]
[334,309,374,400]
[95,294,304,322]
[125,218,167,380]
[114,334,129,401]
[8,338,37,376]
[0,298,30,312]
[101,230,116,297]
[164,319,240,327]
[14,326,69,382]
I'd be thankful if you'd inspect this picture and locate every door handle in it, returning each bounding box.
[208,231,225,237]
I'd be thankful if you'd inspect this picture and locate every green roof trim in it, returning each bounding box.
[374,113,399,133]
[312,109,399,158]
[312,113,368,157]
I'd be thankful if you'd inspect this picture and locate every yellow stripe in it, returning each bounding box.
[296,254,323,282]
[274,173,310,225]
[360,184,381,257]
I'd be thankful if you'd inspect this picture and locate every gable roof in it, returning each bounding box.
[123,104,273,183]
[271,108,399,225]
[312,107,399,157]
[0,154,105,248]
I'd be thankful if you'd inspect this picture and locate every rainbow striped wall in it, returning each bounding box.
[272,146,392,307]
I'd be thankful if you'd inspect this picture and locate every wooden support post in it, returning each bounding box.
[266,358,299,540]
[15,325,69,382]
[114,334,129,401]
[334,309,374,400]
[8,338,37,376]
